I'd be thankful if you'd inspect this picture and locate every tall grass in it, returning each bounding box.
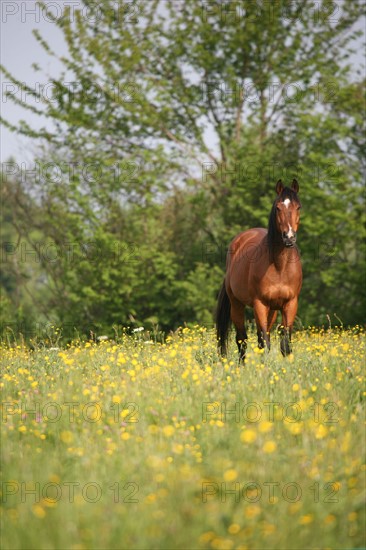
[1,326,365,549]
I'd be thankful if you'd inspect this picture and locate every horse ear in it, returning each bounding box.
[275,179,284,195]
[291,178,299,193]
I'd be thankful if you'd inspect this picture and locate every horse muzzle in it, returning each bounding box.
[282,232,297,247]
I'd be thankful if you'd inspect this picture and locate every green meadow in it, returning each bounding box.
[1,326,364,549]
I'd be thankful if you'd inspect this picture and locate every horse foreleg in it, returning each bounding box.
[230,297,247,363]
[280,298,298,356]
[266,310,277,346]
[253,300,270,350]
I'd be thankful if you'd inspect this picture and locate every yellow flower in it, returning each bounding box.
[162,425,175,437]
[244,504,261,518]
[299,514,313,525]
[148,425,159,434]
[292,383,300,391]
[348,512,357,522]
[198,531,215,544]
[288,501,302,515]
[49,474,60,483]
[198,531,216,544]
[223,469,238,482]
[32,505,46,519]
[286,422,303,435]
[42,498,57,508]
[347,477,357,488]
[60,431,73,444]
[262,523,276,535]
[211,538,234,550]
[121,432,130,440]
[324,514,336,525]
[315,425,328,439]
[263,441,277,454]
[259,421,273,433]
[228,523,241,534]
[240,429,257,443]
[117,353,126,364]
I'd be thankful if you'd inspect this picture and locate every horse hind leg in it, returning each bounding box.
[257,329,265,349]
[230,298,247,363]
[265,310,277,347]
[280,329,292,356]
[257,309,276,349]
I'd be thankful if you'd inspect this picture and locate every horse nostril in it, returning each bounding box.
[282,231,296,243]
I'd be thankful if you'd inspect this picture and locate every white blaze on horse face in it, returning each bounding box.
[283,199,291,208]
[287,224,294,238]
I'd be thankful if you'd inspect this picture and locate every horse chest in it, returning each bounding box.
[257,270,298,308]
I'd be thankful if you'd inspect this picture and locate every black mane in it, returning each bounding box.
[267,187,301,252]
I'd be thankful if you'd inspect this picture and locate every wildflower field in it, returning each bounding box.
[1,326,365,550]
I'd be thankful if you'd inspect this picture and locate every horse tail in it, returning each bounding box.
[215,280,231,356]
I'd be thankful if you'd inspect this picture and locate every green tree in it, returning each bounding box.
[1,0,364,333]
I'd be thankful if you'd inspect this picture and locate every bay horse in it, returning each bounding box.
[216,179,302,361]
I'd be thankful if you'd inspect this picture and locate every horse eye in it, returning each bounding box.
[297,206,301,210]
[276,206,280,211]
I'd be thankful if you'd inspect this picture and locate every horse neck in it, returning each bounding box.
[268,237,297,271]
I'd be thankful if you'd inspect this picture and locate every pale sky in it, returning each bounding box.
[1,0,67,161]
[1,1,365,162]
